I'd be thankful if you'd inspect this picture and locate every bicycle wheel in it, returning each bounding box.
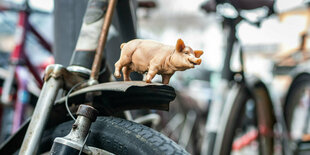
[40,116,188,155]
[215,83,275,155]
[285,73,310,141]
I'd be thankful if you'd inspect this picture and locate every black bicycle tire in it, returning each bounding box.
[216,83,274,155]
[40,116,189,155]
[284,73,310,132]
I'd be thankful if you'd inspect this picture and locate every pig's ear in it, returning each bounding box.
[176,39,185,52]
[194,50,204,58]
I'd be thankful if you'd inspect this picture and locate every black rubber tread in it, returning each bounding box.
[253,83,275,154]
[285,74,310,131]
[218,85,251,155]
[218,84,274,155]
[40,116,189,155]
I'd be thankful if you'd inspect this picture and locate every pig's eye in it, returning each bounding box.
[184,51,189,55]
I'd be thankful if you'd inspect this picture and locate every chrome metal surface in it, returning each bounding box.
[52,114,93,154]
[53,137,91,154]
[20,77,62,155]
[90,0,117,81]
[67,65,92,75]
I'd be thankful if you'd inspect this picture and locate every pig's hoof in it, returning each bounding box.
[114,72,121,78]
[146,79,151,83]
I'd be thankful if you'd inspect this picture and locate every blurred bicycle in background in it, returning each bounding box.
[275,3,310,154]
[198,0,310,155]
[0,0,53,142]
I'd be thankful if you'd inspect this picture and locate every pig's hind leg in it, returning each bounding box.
[114,46,136,78]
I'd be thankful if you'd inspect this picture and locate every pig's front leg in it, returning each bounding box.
[114,60,123,78]
[162,74,172,84]
[122,66,132,81]
[146,65,159,83]
[114,51,134,78]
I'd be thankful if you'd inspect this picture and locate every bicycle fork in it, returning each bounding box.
[201,80,230,155]
[19,65,63,154]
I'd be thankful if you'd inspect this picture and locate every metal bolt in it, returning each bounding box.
[72,123,78,129]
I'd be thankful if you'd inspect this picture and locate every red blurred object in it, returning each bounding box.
[232,130,259,151]
[39,56,55,70]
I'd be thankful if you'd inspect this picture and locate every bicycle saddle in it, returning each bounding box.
[201,0,274,13]
[229,0,274,10]
[55,81,176,115]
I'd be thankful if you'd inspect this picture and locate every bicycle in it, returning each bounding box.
[0,0,188,154]
[200,0,277,154]
[0,0,53,141]
[277,3,310,154]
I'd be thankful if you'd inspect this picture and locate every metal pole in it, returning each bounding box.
[19,77,62,155]
[90,0,118,81]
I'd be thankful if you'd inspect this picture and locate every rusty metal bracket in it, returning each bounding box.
[44,64,86,89]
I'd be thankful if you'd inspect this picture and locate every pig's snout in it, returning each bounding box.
[195,58,202,65]
[189,57,202,65]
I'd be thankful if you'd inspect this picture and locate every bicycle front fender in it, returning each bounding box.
[55,81,176,115]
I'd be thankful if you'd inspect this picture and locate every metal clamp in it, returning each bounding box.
[44,64,86,89]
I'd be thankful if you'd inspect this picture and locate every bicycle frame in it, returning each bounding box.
[202,17,239,155]
[202,14,280,155]
[0,0,175,154]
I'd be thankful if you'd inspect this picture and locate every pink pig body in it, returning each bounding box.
[114,39,203,84]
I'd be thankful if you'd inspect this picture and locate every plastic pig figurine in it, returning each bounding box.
[114,39,203,84]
